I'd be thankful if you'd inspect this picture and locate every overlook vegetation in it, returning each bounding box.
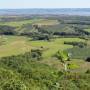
[0,15,90,90]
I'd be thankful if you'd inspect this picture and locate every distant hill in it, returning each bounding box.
[0,8,90,16]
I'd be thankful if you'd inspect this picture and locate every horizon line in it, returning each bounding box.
[0,8,90,9]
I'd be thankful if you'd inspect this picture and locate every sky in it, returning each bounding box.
[0,0,90,9]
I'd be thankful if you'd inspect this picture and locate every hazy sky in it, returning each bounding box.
[0,0,90,9]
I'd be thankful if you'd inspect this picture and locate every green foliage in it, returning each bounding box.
[74,79,90,90]
[86,69,90,74]
[0,16,90,90]
[55,50,70,72]
[0,53,59,90]
[2,80,26,90]
[0,49,90,89]
[68,63,79,69]
[31,33,51,41]
[66,47,90,59]
[31,49,42,60]
[64,41,87,48]
[86,57,90,62]
[0,25,16,35]
[56,50,69,62]
[0,68,26,90]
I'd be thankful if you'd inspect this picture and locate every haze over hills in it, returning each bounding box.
[0,8,90,16]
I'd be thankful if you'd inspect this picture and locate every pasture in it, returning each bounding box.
[0,36,84,58]
[1,36,90,72]
[84,28,90,33]
[0,19,59,27]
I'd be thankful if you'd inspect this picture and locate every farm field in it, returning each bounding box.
[84,28,90,33]
[0,19,59,26]
[0,35,84,58]
[0,35,90,72]
[0,15,90,90]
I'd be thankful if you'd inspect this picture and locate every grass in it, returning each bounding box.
[84,29,90,33]
[0,19,59,27]
[66,46,90,59]
[0,19,42,26]
[0,35,90,73]
[30,38,85,58]
[0,36,33,57]
[40,58,90,72]
[33,19,59,25]
[0,36,85,58]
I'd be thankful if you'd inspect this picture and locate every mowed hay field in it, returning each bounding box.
[0,35,85,58]
[0,36,33,57]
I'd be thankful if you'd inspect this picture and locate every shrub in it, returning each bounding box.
[31,49,42,60]
[86,69,90,74]
[86,57,90,62]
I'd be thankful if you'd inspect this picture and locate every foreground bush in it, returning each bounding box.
[0,53,90,90]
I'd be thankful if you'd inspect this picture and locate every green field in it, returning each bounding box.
[84,28,90,33]
[0,35,90,72]
[0,19,59,27]
[0,17,90,72]
[0,36,85,58]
